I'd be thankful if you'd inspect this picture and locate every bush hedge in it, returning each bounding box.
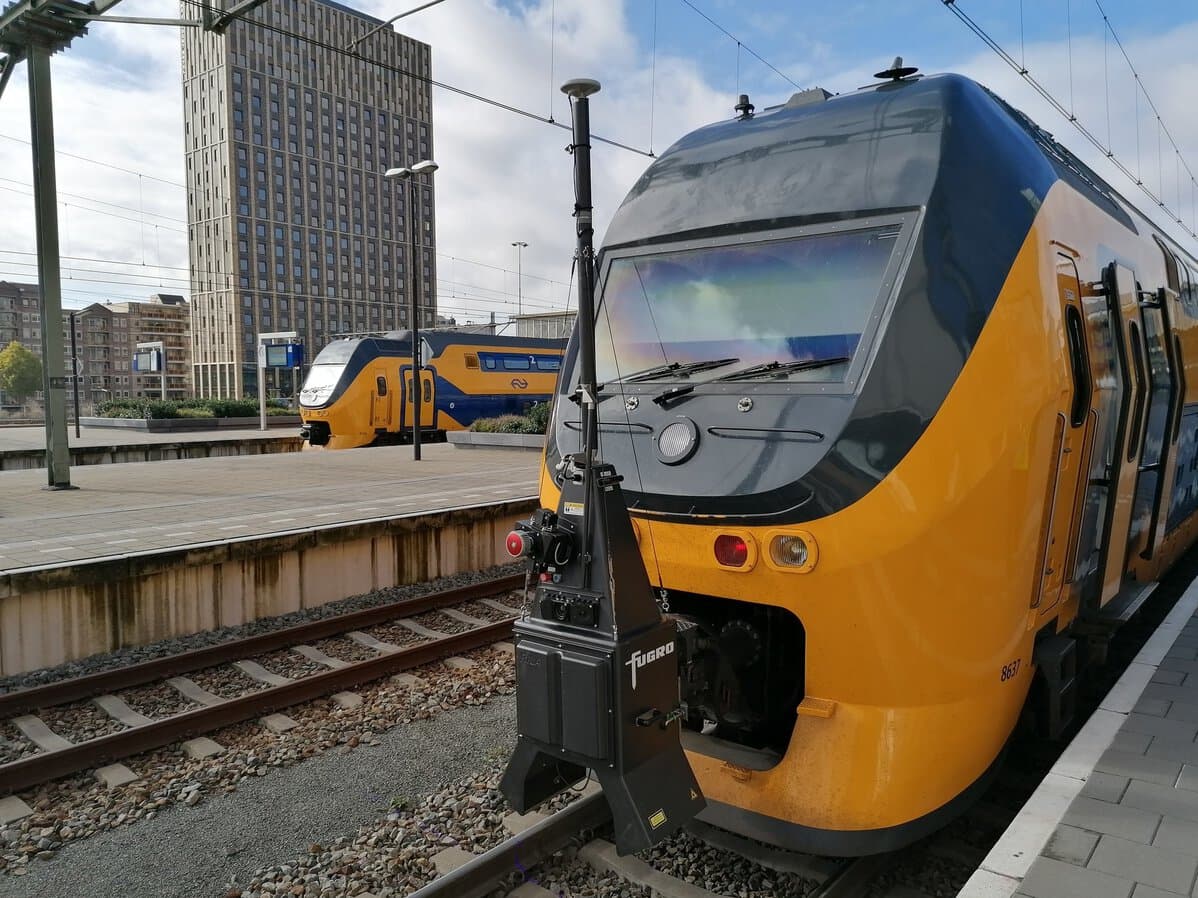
[95,397,293,419]
[469,401,551,435]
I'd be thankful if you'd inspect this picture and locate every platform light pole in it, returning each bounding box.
[384,159,438,462]
[511,240,528,319]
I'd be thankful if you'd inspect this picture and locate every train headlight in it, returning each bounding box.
[656,418,699,465]
[713,532,756,570]
[767,531,818,573]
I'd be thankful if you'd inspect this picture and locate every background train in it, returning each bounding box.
[298,331,564,450]
[535,68,1198,854]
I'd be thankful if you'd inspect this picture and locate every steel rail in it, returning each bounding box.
[0,616,516,795]
[0,573,524,718]
[406,792,612,898]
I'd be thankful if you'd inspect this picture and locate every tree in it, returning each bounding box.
[0,341,42,406]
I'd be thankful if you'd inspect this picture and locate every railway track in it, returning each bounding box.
[0,573,525,795]
[403,782,898,898]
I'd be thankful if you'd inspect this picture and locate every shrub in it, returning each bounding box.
[95,397,296,419]
[471,412,546,434]
[525,401,551,433]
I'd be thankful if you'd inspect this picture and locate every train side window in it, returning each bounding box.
[1127,320,1148,462]
[423,379,431,402]
[503,357,531,370]
[1065,306,1090,428]
[483,358,497,370]
[1184,263,1198,318]
[376,376,387,396]
[536,356,561,371]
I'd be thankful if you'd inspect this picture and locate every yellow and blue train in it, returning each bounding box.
[534,68,1198,853]
[298,331,564,450]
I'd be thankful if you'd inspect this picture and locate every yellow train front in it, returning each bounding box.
[299,331,564,450]
[539,71,1198,853]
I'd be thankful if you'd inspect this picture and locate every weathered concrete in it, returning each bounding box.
[234,659,292,687]
[346,631,404,654]
[181,737,225,760]
[0,497,536,676]
[93,694,154,728]
[166,677,225,708]
[11,715,71,751]
[446,431,545,451]
[94,764,140,789]
[259,713,298,734]
[440,607,489,627]
[393,618,450,639]
[431,846,475,876]
[330,692,363,710]
[0,796,32,825]
[293,645,351,669]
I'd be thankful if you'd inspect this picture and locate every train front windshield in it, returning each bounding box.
[593,225,901,385]
[299,341,357,407]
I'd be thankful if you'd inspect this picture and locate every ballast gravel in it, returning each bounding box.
[0,687,518,897]
[0,644,514,879]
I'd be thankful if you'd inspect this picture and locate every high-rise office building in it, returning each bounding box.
[181,0,436,398]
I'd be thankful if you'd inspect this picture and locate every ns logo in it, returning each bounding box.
[510,378,529,389]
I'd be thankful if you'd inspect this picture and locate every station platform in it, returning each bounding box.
[0,443,541,676]
[0,424,301,471]
[961,580,1198,898]
[0,442,539,571]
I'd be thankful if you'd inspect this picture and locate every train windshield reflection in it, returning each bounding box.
[593,225,900,385]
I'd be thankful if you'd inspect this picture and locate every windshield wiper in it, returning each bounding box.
[615,357,740,384]
[714,356,851,382]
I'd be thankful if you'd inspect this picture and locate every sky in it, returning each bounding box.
[0,0,1196,324]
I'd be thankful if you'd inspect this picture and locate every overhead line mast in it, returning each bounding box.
[0,0,270,488]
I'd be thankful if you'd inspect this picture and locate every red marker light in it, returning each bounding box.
[506,532,527,557]
[714,534,749,567]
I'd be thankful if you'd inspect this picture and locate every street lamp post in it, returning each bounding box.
[384,159,438,462]
[511,240,528,319]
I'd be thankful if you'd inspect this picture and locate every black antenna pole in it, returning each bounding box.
[500,77,705,853]
[562,77,602,590]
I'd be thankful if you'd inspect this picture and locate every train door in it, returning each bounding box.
[1093,263,1147,607]
[400,367,437,430]
[1129,278,1178,564]
[1035,255,1095,614]
[1070,265,1129,607]
[370,369,391,430]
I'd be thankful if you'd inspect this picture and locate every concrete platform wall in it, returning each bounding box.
[0,499,535,676]
[0,436,303,471]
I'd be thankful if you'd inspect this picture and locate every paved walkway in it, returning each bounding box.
[0,443,539,572]
[961,579,1198,898]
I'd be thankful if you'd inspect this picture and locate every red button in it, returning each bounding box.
[506,532,527,557]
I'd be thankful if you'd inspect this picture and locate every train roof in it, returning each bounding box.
[310,330,565,365]
[602,71,1182,257]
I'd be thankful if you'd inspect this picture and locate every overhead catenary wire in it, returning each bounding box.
[940,0,1198,240]
[175,0,654,158]
[676,0,803,92]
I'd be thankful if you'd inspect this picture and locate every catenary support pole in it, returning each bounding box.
[28,43,73,489]
[408,177,422,462]
[69,311,80,438]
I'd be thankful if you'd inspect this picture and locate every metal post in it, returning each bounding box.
[408,177,421,462]
[160,348,166,401]
[28,44,73,489]
[563,78,601,586]
[258,341,266,431]
[512,240,528,318]
[69,311,80,438]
